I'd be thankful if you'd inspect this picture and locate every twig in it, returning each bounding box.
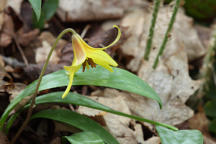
[11,28,76,144]
[144,0,161,60]
[3,30,29,66]
[153,0,181,69]
[1,54,25,68]
[81,24,91,38]
[14,37,29,66]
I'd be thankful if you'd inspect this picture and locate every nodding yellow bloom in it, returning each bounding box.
[62,25,121,98]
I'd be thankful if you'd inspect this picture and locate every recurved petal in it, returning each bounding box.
[95,62,114,72]
[72,34,87,66]
[86,49,118,71]
[80,25,121,51]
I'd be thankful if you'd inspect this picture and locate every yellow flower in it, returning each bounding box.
[62,25,121,98]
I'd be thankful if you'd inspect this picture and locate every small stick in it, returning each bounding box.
[3,30,29,66]
[14,37,29,66]
[81,24,91,38]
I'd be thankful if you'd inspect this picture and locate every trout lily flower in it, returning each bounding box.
[62,25,121,98]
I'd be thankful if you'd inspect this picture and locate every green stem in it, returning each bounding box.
[11,28,76,144]
[109,109,178,131]
[201,28,216,93]
[144,0,161,60]
[153,0,181,69]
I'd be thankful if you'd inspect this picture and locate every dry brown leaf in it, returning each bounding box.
[0,131,9,144]
[195,25,212,48]
[0,33,12,47]
[0,56,4,68]
[103,6,203,126]
[8,82,26,101]
[134,124,145,144]
[0,14,13,47]
[35,41,59,64]
[188,112,209,134]
[0,13,4,31]
[35,32,67,64]
[0,56,9,92]
[120,8,147,72]
[17,28,39,46]
[144,136,160,144]
[204,136,216,144]
[7,0,23,14]
[57,0,133,22]
[0,0,7,30]
[39,32,67,49]
[136,50,199,125]
[0,0,7,11]
[119,7,205,72]
[104,85,194,126]
[188,112,216,143]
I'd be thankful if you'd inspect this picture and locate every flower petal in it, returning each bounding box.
[86,49,118,71]
[95,62,114,72]
[80,25,121,50]
[72,34,87,66]
[62,65,81,98]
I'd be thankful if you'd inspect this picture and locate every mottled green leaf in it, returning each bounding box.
[64,132,104,144]
[31,92,174,129]
[156,126,203,144]
[0,66,161,129]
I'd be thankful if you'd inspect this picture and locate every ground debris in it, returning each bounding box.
[119,7,205,72]
[0,131,9,144]
[57,0,134,22]
[77,96,143,144]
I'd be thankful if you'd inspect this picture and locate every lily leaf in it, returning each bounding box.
[0,66,161,129]
[156,126,203,144]
[34,0,59,29]
[25,92,175,130]
[31,109,119,144]
[42,0,59,20]
[28,0,42,21]
[63,131,104,144]
[5,92,176,134]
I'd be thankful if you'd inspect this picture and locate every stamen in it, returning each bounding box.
[82,60,87,72]
[88,58,96,68]
[82,58,97,72]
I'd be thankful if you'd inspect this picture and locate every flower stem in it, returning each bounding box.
[153,0,181,69]
[144,0,161,60]
[11,28,76,144]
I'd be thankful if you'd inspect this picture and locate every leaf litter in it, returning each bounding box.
[0,0,215,143]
